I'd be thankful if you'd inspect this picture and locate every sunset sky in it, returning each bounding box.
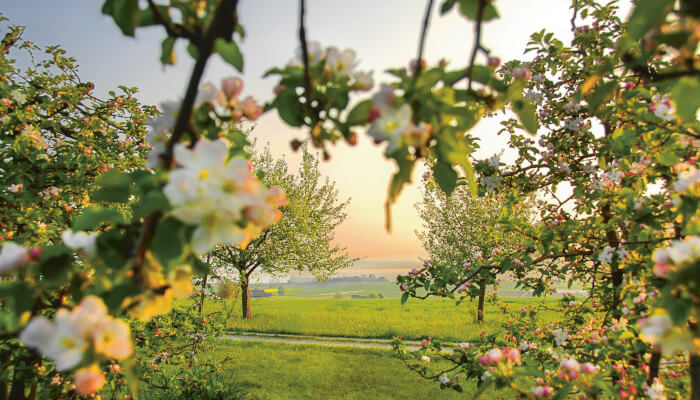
[4,1,631,268]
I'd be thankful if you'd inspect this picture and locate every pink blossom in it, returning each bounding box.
[581,362,598,374]
[221,77,244,98]
[532,385,553,398]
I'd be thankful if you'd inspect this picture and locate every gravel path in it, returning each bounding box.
[223,331,438,351]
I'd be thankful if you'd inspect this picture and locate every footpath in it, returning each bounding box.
[223,331,442,351]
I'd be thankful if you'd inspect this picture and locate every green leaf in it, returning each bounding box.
[160,36,176,65]
[133,190,169,219]
[433,162,458,196]
[102,0,140,37]
[552,383,572,400]
[152,217,186,269]
[96,229,132,270]
[656,149,678,167]
[401,292,409,305]
[0,281,34,330]
[92,170,133,203]
[473,379,494,398]
[73,206,126,230]
[458,0,499,21]
[38,245,72,283]
[470,65,491,84]
[276,88,304,127]
[587,80,617,112]
[415,68,442,90]
[346,99,372,126]
[187,42,199,59]
[385,151,415,232]
[671,76,700,123]
[441,0,457,14]
[214,38,243,72]
[622,0,674,48]
[102,284,142,311]
[512,99,538,134]
[327,86,349,109]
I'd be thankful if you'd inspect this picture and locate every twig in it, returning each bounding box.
[409,0,435,89]
[298,0,314,112]
[465,0,489,90]
[132,0,238,273]
[147,0,201,47]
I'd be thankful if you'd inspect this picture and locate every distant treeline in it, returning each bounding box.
[287,274,389,285]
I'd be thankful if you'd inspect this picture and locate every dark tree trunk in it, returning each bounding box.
[691,353,700,400]
[241,273,252,319]
[477,280,486,323]
[0,350,8,400]
[647,345,661,385]
[8,377,24,400]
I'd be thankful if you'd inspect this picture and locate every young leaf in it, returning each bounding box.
[346,99,372,126]
[214,38,244,72]
[276,88,304,127]
[102,0,140,37]
[512,99,538,134]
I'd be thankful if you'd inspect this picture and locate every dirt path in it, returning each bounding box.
[223,331,441,351]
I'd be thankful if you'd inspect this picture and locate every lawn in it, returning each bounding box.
[206,296,562,342]
[211,340,513,400]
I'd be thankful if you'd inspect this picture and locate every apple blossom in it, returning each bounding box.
[61,230,98,257]
[532,385,553,398]
[0,242,29,273]
[366,104,411,155]
[352,71,374,91]
[325,47,357,76]
[7,183,22,193]
[643,378,666,400]
[74,364,106,396]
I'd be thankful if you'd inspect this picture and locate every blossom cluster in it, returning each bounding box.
[288,41,373,91]
[163,138,287,253]
[19,296,131,395]
[366,83,431,155]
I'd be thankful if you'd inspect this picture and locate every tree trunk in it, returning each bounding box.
[647,345,661,385]
[691,353,700,400]
[8,377,24,400]
[240,273,252,319]
[0,350,8,400]
[190,273,208,366]
[477,280,486,323]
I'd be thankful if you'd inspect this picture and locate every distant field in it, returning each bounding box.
[249,280,584,299]
[253,281,403,298]
[207,296,562,342]
[211,341,513,400]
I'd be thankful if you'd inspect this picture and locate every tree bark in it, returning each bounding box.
[477,280,486,323]
[0,350,8,400]
[240,272,252,319]
[691,353,700,400]
[647,345,661,385]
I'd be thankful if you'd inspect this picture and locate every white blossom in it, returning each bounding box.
[0,242,28,273]
[62,230,98,257]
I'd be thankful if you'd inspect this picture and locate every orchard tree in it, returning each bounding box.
[0,21,157,248]
[393,0,700,398]
[210,144,356,319]
[413,169,529,322]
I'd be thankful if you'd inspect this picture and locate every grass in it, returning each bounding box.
[207,296,561,342]
[253,281,403,298]
[211,340,513,400]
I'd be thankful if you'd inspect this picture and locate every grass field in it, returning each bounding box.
[211,341,513,400]
[207,296,561,342]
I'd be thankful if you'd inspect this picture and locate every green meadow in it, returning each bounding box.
[207,296,561,342]
[208,341,514,400]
